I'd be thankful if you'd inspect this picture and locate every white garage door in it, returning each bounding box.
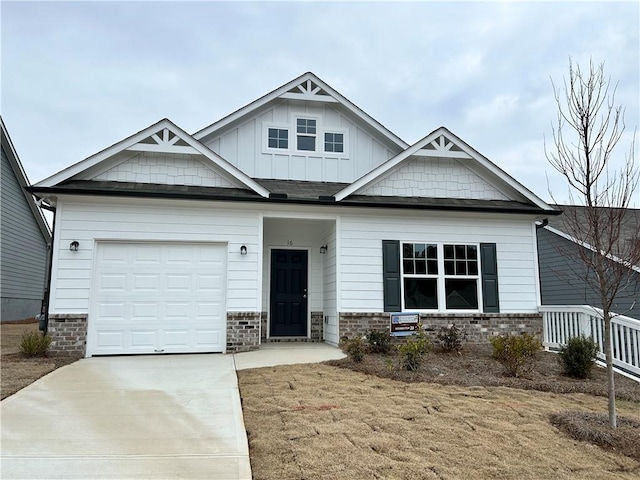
[88,242,227,356]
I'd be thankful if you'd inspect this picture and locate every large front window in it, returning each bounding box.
[402,242,479,311]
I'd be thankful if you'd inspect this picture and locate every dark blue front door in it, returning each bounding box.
[270,249,308,337]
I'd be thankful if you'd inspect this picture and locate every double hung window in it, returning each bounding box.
[402,242,479,311]
[296,118,316,151]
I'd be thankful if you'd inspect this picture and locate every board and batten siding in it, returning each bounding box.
[50,196,261,314]
[338,213,540,313]
[1,146,49,320]
[202,101,400,183]
[537,227,640,320]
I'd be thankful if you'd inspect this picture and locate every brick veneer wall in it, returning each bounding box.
[339,312,543,344]
[227,312,260,352]
[48,314,88,355]
[311,312,323,341]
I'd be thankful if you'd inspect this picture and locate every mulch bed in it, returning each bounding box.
[327,344,640,402]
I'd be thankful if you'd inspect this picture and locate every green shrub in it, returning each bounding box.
[436,324,467,353]
[341,336,367,362]
[20,331,52,357]
[367,329,392,354]
[559,336,599,378]
[490,333,541,377]
[397,327,431,371]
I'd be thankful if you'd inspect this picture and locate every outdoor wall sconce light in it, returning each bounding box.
[69,240,79,252]
[240,245,247,256]
[319,244,328,254]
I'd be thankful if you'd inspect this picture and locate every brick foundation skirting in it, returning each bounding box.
[227,312,261,353]
[48,314,88,356]
[339,312,543,344]
[261,311,324,343]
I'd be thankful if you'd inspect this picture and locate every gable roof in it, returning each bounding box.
[1,116,51,240]
[192,72,409,150]
[34,118,270,198]
[334,126,558,212]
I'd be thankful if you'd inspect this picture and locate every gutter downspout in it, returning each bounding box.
[37,199,56,333]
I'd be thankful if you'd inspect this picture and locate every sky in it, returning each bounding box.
[2,1,639,206]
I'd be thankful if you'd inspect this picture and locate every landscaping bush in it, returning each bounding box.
[341,336,367,362]
[366,329,392,354]
[20,331,52,357]
[490,333,541,377]
[559,336,599,378]
[397,328,431,371]
[436,324,467,353]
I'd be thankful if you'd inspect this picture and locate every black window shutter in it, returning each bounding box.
[480,243,500,313]
[382,240,401,312]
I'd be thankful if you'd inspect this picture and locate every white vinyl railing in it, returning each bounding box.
[540,305,640,382]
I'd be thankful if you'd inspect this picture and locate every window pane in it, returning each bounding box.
[427,259,438,275]
[467,245,477,260]
[456,261,467,275]
[335,133,343,142]
[455,245,466,259]
[468,261,478,275]
[278,139,288,148]
[307,121,316,134]
[426,245,437,259]
[444,260,455,275]
[268,138,277,148]
[444,245,454,259]
[403,260,414,274]
[334,143,344,153]
[415,260,426,274]
[445,279,478,309]
[298,136,315,151]
[404,278,438,309]
[414,244,426,258]
[403,244,413,259]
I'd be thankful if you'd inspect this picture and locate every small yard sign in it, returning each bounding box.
[390,313,420,336]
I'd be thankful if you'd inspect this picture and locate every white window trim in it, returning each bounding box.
[293,114,321,154]
[400,242,483,313]
[263,123,291,153]
[322,128,349,157]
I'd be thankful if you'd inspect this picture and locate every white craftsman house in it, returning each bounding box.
[30,72,560,357]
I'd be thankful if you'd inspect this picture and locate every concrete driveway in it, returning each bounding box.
[1,355,251,479]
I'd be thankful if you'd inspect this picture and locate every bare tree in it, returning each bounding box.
[546,59,640,428]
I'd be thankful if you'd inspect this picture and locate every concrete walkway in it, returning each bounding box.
[1,344,344,480]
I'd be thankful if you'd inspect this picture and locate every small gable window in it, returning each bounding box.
[324,132,344,153]
[268,128,288,149]
[296,118,316,151]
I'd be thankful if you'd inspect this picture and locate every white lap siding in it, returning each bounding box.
[49,196,260,314]
[338,211,539,313]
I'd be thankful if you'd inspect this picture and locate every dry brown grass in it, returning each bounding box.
[1,320,80,400]
[238,355,640,480]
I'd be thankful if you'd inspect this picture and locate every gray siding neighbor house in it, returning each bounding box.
[537,205,640,320]
[1,117,51,321]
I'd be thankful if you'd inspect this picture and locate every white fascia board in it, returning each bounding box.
[193,72,409,150]
[1,116,52,238]
[544,224,640,273]
[35,119,175,187]
[336,126,556,212]
[34,118,270,198]
[334,128,447,201]
[441,128,553,211]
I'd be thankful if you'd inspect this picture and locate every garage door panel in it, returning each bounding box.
[89,242,227,356]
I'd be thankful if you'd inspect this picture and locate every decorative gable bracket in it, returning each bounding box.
[414,135,471,159]
[126,128,199,155]
[279,79,338,103]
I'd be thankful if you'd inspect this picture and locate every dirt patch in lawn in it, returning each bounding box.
[1,320,81,400]
[239,363,640,480]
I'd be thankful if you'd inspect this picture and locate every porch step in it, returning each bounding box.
[264,337,321,343]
